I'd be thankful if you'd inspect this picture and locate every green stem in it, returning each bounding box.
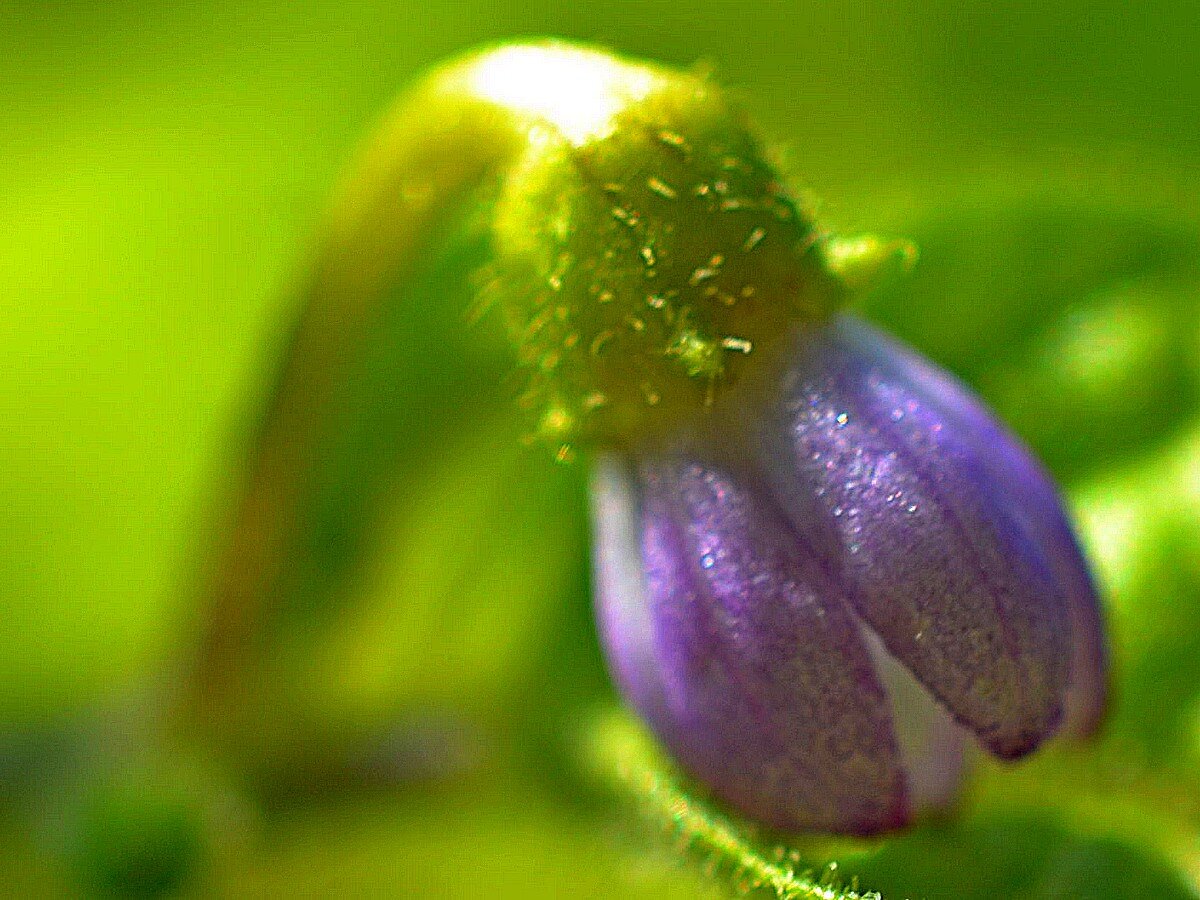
[192,51,531,693]
[584,708,884,900]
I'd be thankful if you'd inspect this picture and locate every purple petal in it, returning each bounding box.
[833,317,1107,737]
[592,453,910,833]
[751,316,1074,758]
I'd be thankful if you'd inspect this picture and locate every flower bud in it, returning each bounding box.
[205,41,1107,840]
[593,316,1107,833]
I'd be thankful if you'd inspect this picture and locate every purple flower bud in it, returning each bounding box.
[592,314,1106,834]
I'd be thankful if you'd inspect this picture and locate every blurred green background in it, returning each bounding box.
[1,0,1199,896]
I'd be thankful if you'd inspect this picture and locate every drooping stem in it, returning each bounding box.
[193,50,533,691]
[183,42,695,753]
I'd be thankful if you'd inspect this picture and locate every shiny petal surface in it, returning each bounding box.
[591,453,909,833]
[834,318,1107,736]
[752,316,1073,758]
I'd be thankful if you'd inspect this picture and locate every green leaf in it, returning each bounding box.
[213,770,725,899]
[843,815,1198,900]
[860,189,1200,482]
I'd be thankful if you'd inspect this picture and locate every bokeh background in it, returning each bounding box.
[2,1,1199,896]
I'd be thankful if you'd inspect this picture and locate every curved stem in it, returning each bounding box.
[184,43,674,736]
[197,62,518,683]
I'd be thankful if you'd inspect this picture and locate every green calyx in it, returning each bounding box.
[457,43,907,454]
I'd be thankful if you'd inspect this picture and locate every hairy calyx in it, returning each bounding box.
[467,45,847,454]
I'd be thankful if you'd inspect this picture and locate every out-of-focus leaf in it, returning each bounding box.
[1073,423,1200,767]
[842,816,1197,900]
[199,411,588,783]
[217,771,725,899]
[860,192,1200,481]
